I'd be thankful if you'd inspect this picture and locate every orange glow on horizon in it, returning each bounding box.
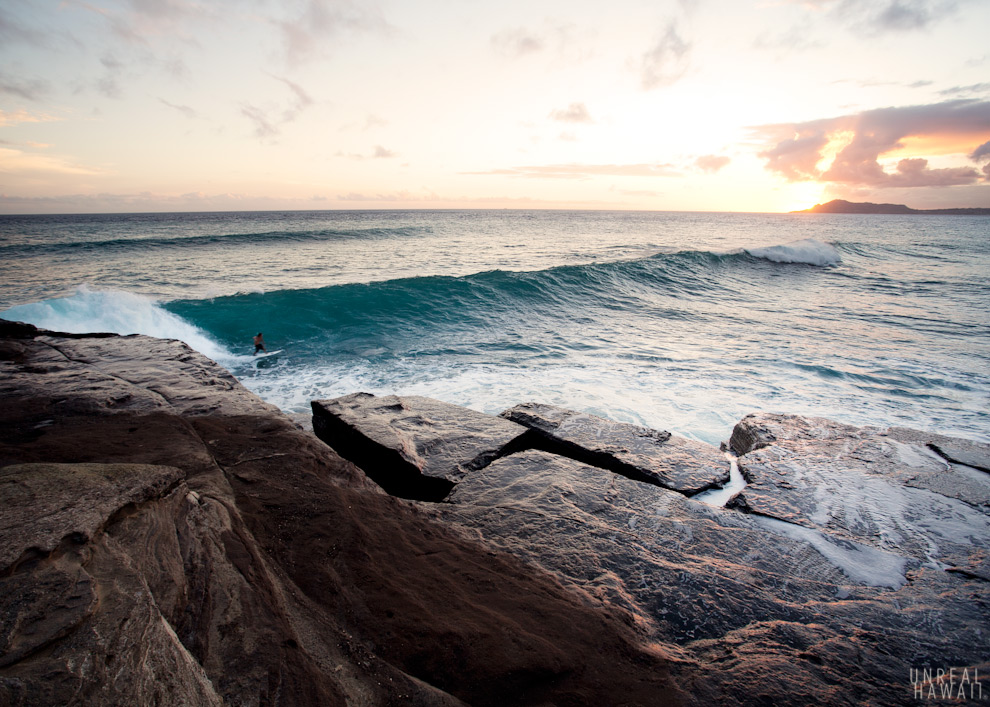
[884,133,988,159]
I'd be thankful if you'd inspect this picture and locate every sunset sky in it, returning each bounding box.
[1,0,988,213]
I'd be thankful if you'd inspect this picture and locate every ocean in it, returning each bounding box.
[2,209,987,446]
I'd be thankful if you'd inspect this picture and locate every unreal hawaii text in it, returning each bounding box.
[911,668,984,701]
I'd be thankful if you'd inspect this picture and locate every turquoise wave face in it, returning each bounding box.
[161,244,867,374]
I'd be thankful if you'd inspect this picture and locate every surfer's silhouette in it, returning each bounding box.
[253,333,267,355]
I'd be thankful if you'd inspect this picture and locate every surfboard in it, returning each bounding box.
[253,349,283,367]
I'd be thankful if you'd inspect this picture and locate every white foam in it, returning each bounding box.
[752,515,908,588]
[695,453,746,507]
[745,238,842,266]
[1,285,237,363]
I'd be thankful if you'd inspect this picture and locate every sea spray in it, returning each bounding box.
[744,238,842,266]
[1,285,237,364]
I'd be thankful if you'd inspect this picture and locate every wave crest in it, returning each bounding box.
[0,285,236,362]
[745,238,841,266]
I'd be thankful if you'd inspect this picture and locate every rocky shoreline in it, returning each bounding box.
[2,322,988,705]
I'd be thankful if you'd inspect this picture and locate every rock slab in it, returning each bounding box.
[501,401,729,494]
[312,392,528,499]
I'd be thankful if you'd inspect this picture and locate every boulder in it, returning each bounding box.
[501,402,728,494]
[312,392,528,500]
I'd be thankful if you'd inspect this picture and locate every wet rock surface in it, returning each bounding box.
[312,392,528,500]
[730,413,990,581]
[501,402,728,494]
[327,393,990,704]
[0,321,685,707]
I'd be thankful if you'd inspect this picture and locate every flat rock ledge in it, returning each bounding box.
[501,402,728,494]
[314,393,990,705]
[312,395,728,500]
[312,393,528,500]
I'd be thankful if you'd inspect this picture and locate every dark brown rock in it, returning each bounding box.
[0,324,685,707]
[501,402,728,494]
[312,392,528,500]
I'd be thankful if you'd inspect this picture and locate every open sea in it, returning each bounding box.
[1,209,987,446]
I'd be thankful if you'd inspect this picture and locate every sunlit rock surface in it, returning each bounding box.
[312,392,528,500]
[500,401,728,494]
[326,394,990,705]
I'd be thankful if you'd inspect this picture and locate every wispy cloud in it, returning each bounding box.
[549,102,594,124]
[0,108,57,128]
[491,26,545,58]
[639,21,691,90]
[753,99,990,188]
[0,146,106,176]
[938,82,990,97]
[465,163,682,179]
[786,0,965,35]
[271,75,314,122]
[335,145,398,160]
[753,21,824,53]
[694,155,731,174]
[490,22,593,64]
[240,75,316,139]
[276,0,392,66]
[241,104,279,140]
[0,71,52,102]
[159,98,198,119]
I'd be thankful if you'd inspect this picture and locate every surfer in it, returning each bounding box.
[253,332,267,355]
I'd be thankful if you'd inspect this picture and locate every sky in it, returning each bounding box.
[1,0,989,214]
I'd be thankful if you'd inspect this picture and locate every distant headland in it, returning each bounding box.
[794,199,990,215]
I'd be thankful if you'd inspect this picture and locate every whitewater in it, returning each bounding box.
[2,209,987,446]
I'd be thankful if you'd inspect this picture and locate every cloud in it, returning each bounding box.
[0,108,56,128]
[240,104,279,140]
[753,99,990,188]
[0,5,50,48]
[490,22,591,63]
[549,102,594,124]
[240,76,316,139]
[364,114,387,129]
[276,0,392,66]
[939,82,990,97]
[753,21,824,53]
[464,163,682,179]
[159,98,198,119]
[970,140,990,161]
[271,75,314,122]
[694,155,731,174]
[0,72,52,102]
[491,27,545,58]
[883,157,979,186]
[639,21,691,90]
[786,0,964,34]
[372,145,396,158]
[0,146,106,176]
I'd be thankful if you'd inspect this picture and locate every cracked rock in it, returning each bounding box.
[501,402,728,494]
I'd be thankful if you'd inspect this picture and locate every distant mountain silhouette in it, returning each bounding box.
[794,199,990,215]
